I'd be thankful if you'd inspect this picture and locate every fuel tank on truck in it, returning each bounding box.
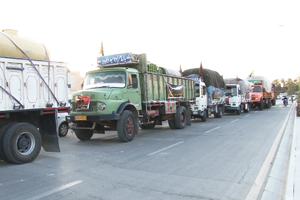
[0,29,50,60]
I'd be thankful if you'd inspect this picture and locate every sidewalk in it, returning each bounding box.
[285,113,300,200]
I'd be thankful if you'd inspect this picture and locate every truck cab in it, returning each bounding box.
[191,80,208,121]
[251,85,264,110]
[69,66,141,142]
[225,84,242,114]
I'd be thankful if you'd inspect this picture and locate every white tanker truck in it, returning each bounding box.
[0,29,70,164]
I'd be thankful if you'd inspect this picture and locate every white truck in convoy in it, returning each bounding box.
[182,65,226,121]
[224,78,253,114]
[0,29,70,164]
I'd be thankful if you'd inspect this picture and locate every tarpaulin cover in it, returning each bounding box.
[246,76,272,93]
[182,67,226,89]
[224,78,252,94]
[182,66,226,104]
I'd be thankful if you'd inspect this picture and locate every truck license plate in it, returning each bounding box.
[75,116,87,121]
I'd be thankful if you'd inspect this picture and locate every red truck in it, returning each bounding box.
[246,76,275,110]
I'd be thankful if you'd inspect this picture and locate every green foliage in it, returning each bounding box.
[272,77,300,95]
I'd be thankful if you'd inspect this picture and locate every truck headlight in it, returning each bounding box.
[99,103,106,111]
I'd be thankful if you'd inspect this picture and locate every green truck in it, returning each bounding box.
[68,53,195,142]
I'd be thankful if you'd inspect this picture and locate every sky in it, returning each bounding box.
[2,0,300,81]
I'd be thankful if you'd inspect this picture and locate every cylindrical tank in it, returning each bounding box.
[0,29,50,60]
[160,67,182,77]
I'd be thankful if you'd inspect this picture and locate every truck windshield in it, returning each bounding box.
[226,86,237,96]
[83,71,126,90]
[252,86,261,92]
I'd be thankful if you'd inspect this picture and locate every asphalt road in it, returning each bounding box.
[0,100,294,200]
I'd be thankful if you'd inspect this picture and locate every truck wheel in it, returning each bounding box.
[74,129,93,140]
[175,106,187,129]
[2,123,42,164]
[0,123,16,161]
[215,106,223,118]
[168,120,177,129]
[236,106,241,115]
[259,99,264,110]
[267,100,271,109]
[219,106,223,118]
[201,110,207,122]
[117,110,136,142]
[58,122,69,137]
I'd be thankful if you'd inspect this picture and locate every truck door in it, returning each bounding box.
[200,85,208,109]
[126,74,141,110]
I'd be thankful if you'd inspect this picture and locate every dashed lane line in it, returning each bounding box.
[25,180,83,200]
[204,126,220,133]
[147,141,184,156]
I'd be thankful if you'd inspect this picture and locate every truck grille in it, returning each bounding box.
[72,102,97,112]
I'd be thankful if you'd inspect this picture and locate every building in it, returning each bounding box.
[69,71,84,96]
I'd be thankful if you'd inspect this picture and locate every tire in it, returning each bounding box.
[168,120,176,129]
[117,110,136,142]
[201,110,207,122]
[175,106,187,129]
[267,100,271,109]
[2,123,42,164]
[214,112,218,118]
[74,129,93,140]
[58,122,69,137]
[259,99,264,110]
[214,106,223,118]
[236,106,241,115]
[0,123,16,161]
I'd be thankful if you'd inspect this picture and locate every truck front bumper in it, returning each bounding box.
[225,106,239,111]
[67,114,120,123]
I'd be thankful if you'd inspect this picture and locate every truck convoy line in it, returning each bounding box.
[67,52,276,144]
[0,30,276,164]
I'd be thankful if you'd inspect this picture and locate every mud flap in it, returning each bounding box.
[186,106,191,126]
[39,111,60,152]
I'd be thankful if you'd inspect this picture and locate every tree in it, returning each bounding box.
[272,79,283,95]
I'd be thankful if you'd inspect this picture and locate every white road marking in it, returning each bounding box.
[25,180,83,200]
[230,119,239,123]
[104,136,118,140]
[204,126,220,133]
[147,141,184,156]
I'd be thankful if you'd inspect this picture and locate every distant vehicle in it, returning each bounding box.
[182,66,226,120]
[57,113,69,137]
[247,76,275,110]
[224,78,252,115]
